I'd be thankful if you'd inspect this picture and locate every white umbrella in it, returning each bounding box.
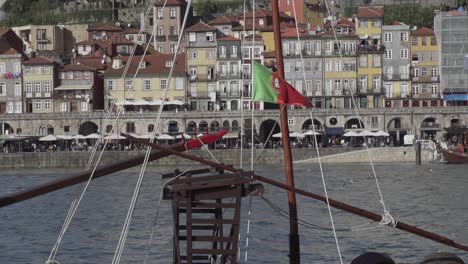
[104,134,126,140]
[148,99,164,106]
[343,131,359,137]
[157,134,175,140]
[358,130,375,137]
[289,132,305,138]
[222,132,238,139]
[72,134,86,140]
[176,133,192,139]
[85,133,101,139]
[302,130,321,136]
[196,133,205,138]
[138,134,157,139]
[39,135,57,141]
[167,99,184,105]
[57,135,73,140]
[132,99,151,106]
[374,130,390,137]
[272,132,282,138]
[115,100,134,106]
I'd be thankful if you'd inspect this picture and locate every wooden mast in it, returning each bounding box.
[271,0,301,263]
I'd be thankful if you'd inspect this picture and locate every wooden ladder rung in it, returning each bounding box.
[192,218,237,225]
[190,248,237,255]
[178,208,217,214]
[179,235,233,242]
[179,225,215,230]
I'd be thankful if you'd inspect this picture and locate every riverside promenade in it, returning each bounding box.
[0,147,431,169]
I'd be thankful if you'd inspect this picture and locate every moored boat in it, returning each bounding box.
[442,131,468,164]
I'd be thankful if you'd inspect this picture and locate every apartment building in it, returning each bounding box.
[22,56,57,113]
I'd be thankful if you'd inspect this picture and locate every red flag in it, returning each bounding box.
[273,73,313,108]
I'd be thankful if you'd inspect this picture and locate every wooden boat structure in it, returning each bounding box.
[1,1,467,263]
[441,130,468,164]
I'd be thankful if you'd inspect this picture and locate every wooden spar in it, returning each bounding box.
[123,134,468,252]
[271,0,301,262]
[0,130,227,208]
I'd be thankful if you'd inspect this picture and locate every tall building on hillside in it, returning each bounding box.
[186,21,218,111]
[216,35,242,111]
[355,6,384,108]
[278,0,330,26]
[434,10,468,107]
[22,56,57,113]
[410,27,441,108]
[382,21,411,108]
[153,0,191,54]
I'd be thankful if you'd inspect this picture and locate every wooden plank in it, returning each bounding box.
[191,249,237,255]
[179,236,233,243]
[179,225,215,230]
[162,168,211,179]
[192,219,237,225]
[169,173,241,185]
[178,202,237,209]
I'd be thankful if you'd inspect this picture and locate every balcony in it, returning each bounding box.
[315,91,322,96]
[334,90,342,96]
[155,35,166,41]
[168,35,178,41]
[217,72,239,79]
[358,44,385,53]
[412,76,440,82]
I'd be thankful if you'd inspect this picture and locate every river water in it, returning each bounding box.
[1,163,467,263]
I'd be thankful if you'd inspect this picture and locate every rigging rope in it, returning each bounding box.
[322,0,390,216]
[111,0,193,262]
[288,0,344,262]
[46,0,170,262]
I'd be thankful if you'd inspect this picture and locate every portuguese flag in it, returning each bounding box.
[252,62,313,108]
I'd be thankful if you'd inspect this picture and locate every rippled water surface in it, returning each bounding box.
[1,163,467,263]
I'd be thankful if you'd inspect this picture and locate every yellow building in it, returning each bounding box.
[104,53,187,111]
[410,27,441,107]
[185,22,218,111]
[22,56,57,113]
[355,6,384,108]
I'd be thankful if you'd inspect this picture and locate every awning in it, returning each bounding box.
[443,94,468,101]
[325,127,344,136]
[359,34,368,40]
[55,84,93,90]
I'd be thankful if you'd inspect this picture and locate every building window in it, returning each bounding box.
[411,36,418,46]
[412,53,419,62]
[400,49,408,59]
[25,66,32,75]
[170,44,176,54]
[66,71,73,79]
[230,46,237,57]
[14,82,21,96]
[400,32,408,42]
[7,102,13,113]
[157,8,163,19]
[384,49,392,59]
[384,32,392,42]
[35,82,42,96]
[170,8,176,18]
[34,67,42,75]
[37,43,47,50]
[334,80,342,90]
[125,80,134,90]
[412,85,419,95]
[81,102,88,112]
[143,79,152,90]
[15,102,21,113]
[189,33,196,42]
[44,81,51,96]
[431,84,438,94]
[107,80,115,90]
[373,55,381,67]
[37,29,47,40]
[0,63,6,73]
[44,99,51,110]
[189,51,197,59]
[84,71,91,80]
[161,79,167,90]
[207,50,214,59]
[421,36,427,45]
[43,67,51,75]
[60,102,67,112]
[359,55,367,67]
[431,37,437,45]
[139,61,146,68]
[401,82,409,97]
[206,32,214,41]
[219,46,226,58]
[14,62,21,73]
[126,122,135,133]
[189,67,197,79]
[0,82,6,96]
[157,26,163,36]
[35,100,42,110]
[412,67,419,78]
[373,76,381,90]
[26,82,32,96]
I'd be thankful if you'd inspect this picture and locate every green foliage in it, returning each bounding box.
[193,0,246,18]
[384,4,437,28]
[1,0,111,26]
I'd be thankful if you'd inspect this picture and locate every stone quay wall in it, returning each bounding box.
[0,147,430,169]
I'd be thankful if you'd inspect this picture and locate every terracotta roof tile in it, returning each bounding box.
[186,21,217,32]
[23,56,56,65]
[411,27,435,36]
[61,63,96,71]
[356,6,384,18]
[217,35,240,41]
[208,16,238,25]
[104,53,186,76]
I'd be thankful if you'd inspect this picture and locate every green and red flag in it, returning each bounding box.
[252,62,313,108]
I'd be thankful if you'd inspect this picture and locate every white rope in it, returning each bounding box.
[322,0,390,215]
[287,0,344,261]
[111,1,193,262]
[239,0,248,170]
[46,0,170,261]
